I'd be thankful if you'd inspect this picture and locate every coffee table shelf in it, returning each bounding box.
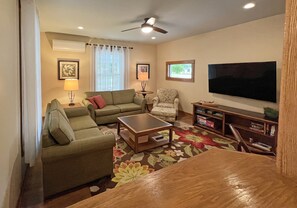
[117,114,173,153]
[120,129,170,152]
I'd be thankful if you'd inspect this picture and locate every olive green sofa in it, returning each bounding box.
[83,89,146,125]
[41,99,115,198]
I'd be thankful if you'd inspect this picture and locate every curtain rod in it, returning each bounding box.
[86,43,133,49]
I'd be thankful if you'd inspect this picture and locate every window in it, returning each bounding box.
[166,60,195,82]
[94,45,129,91]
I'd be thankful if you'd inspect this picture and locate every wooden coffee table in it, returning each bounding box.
[117,113,173,153]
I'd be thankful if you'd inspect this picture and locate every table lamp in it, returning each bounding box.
[64,79,79,106]
[138,72,149,92]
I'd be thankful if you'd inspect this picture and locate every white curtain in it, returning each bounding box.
[21,0,42,166]
[90,45,96,91]
[91,45,130,91]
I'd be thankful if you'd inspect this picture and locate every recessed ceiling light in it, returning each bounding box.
[151,37,156,40]
[77,26,84,30]
[243,2,255,9]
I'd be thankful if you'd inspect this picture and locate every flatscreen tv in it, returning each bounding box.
[208,61,277,102]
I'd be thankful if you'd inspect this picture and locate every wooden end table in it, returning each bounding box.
[62,103,82,109]
[136,90,153,112]
[117,113,173,153]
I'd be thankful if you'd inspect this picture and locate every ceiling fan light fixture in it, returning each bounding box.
[141,26,153,33]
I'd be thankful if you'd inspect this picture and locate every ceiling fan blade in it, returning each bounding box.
[145,17,156,25]
[121,27,141,32]
[153,26,168,34]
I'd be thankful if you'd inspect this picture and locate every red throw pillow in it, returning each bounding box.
[93,95,106,109]
[87,97,98,109]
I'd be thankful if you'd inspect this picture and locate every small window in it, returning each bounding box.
[166,60,195,82]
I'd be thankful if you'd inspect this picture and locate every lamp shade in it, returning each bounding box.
[64,79,79,91]
[138,72,149,81]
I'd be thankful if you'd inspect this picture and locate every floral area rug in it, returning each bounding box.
[91,121,237,194]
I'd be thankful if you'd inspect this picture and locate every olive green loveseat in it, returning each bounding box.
[83,89,146,125]
[41,99,115,198]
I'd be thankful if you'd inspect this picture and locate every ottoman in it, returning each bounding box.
[151,106,177,122]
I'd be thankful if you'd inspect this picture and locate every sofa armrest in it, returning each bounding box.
[82,99,95,120]
[64,107,89,118]
[152,97,159,107]
[134,96,147,112]
[42,134,115,163]
[174,98,179,116]
[174,98,179,110]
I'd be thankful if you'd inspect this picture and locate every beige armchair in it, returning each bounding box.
[151,88,179,122]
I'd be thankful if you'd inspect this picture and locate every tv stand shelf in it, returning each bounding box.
[192,103,278,153]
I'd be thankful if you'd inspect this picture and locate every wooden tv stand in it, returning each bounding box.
[192,103,278,153]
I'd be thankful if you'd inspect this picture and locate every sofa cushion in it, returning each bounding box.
[95,105,121,116]
[87,97,98,109]
[157,103,174,108]
[85,91,113,105]
[48,110,75,145]
[157,89,178,104]
[50,99,69,123]
[42,103,57,148]
[112,89,135,105]
[69,115,97,131]
[151,106,176,117]
[116,103,142,113]
[74,128,103,140]
[64,107,90,118]
[93,95,106,109]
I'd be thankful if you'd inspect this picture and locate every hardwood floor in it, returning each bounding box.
[18,112,193,207]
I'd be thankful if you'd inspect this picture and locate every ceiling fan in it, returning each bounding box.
[121,17,168,34]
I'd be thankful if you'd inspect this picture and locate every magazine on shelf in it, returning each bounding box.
[249,127,264,133]
[151,135,166,142]
[251,142,272,151]
[250,122,264,130]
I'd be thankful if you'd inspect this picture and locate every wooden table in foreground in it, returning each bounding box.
[70,149,297,208]
[117,113,173,153]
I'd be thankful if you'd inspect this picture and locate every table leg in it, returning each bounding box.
[169,128,173,143]
[117,122,121,136]
[146,104,150,112]
[135,136,139,153]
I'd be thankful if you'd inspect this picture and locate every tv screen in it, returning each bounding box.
[208,61,277,102]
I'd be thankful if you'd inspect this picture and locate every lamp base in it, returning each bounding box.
[141,81,147,92]
[68,91,76,106]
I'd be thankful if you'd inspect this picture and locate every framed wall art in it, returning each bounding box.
[58,60,79,80]
[136,63,150,79]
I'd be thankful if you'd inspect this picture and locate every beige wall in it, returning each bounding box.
[41,33,90,114]
[157,15,284,114]
[42,15,284,115]
[41,32,157,114]
[0,0,22,207]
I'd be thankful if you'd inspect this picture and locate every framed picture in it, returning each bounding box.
[58,60,79,80]
[136,63,150,79]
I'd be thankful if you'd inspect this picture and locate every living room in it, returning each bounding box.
[1,0,297,207]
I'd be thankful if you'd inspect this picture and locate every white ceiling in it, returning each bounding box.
[36,0,285,44]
